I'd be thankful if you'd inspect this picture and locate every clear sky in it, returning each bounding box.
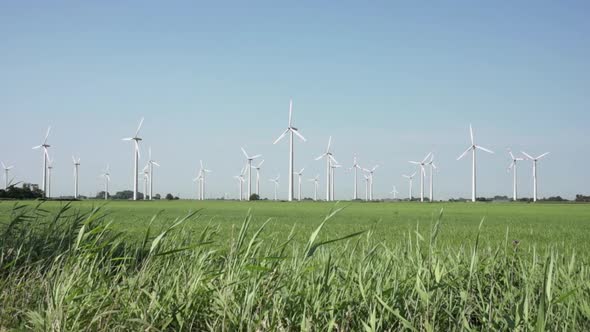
[1,1,589,200]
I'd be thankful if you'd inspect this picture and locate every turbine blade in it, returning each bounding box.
[135,141,141,159]
[457,146,471,160]
[200,160,204,169]
[250,154,262,159]
[409,161,420,165]
[315,153,326,161]
[149,147,152,160]
[122,137,133,141]
[509,150,515,160]
[273,129,289,144]
[0,162,5,169]
[135,117,144,137]
[521,151,534,160]
[72,156,76,164]
[329,155,339,165]
[152,162,160,167]
[536,152,550,160]
[241,147,249,159]
[422,152,432,164]
[293,129,306,142]
[469,124,474,145]
[32,145,42,149]
[288,99,293,127]
[476,146,494,154]
[257,160,265,168]
[326,136,332,152]
[44,126,51,144]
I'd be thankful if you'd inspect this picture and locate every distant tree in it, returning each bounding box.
[575,195,590,202]
[165,193,174,200]
[249,193,260,201]
[174,196,180,200]
[0,184,43,200]
[154,194,161,200]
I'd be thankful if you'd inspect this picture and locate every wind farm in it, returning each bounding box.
[1,2,589,330]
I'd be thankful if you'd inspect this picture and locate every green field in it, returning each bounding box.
[1,200,590,330]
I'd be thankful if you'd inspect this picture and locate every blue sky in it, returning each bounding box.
[1,1,589,199]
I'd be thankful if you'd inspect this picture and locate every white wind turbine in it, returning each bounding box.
[315,136,338,201]
[122,118,144,201]
[362,165,379,201]
[294,167,305,201]
[409,153,432,202]
[351,155,362,200]
[308,175,320,201]
[457,124,494,202]
[269,174,280,201]
[390,185,399,199]
[521,151,550,202]
[101,164,111,200]
[273,99,306,202]
[241,147,262,201]
[142,164,149,200]
[72,156,81,199]
[1,162,14,190]
[47,158,54,198]
[251,160,265,196]
[233,166,247,201]
[193,172,203,200]
[402,172,417,200]
[32,127,51,198]
[198,160,212,200]
[427,155,437,202]
[507,150,524,201]
[147,147,160,200]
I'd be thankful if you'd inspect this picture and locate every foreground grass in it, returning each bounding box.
[1,202,589,330]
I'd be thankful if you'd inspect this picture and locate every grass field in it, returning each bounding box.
[1,200,590,330]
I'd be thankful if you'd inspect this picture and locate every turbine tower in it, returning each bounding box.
[241,148,262,201]
[409,153,432,202]
[402,172,417,200]
[193,172,203,200]
[233,166,247,201]
[457,124,494,202]
[251,160,265,195]
[72,156,81,199]
[427,155,437,202]
[142,164,149,200]
[315,136,337,201]
[32,127,51,198]
[522,151,550,202]
[273,99,306,202]
[507,150,524,201]
[351,155,362,200]
[308,175,319,201]
[101,164,110,200]
[1,162,14,190]
[47,158,54,198]
[122,118,144,201]
[330,163,341,201]
[294,167,305,201]
[147,147,160,200]
[269,175,280,201]
[363,175,370,201]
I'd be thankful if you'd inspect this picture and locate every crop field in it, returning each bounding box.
[1,200,590,330]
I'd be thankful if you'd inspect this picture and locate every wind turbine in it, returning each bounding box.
[507,150,524,201]
[241,148,262,201]
[101,164,110,200]
[308,175,319,201]
[273,99,306,202]
[362,165,379,201]
[122,118,144,201]
[193,172,203,200]
[390,185,399,199]
[294,167,305,201]
[198,160,212,200]
[315,136,338,201]
[142,164,149,200]
[409,153,432,202]
[47,158,54,198]
[521,151,550,202]
[269,174,280,201]
[32,127,51,198]
[147,147,160,200]
[72,156,81,199]
[1,162,14,190]
[234,166,247,201]
[351,155,362,200]
[402,172,417,200]
[251,160,265,195]
[427,155,437,202]
[457,124,494,202]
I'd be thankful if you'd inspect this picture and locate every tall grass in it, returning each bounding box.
[1,203,589,331]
